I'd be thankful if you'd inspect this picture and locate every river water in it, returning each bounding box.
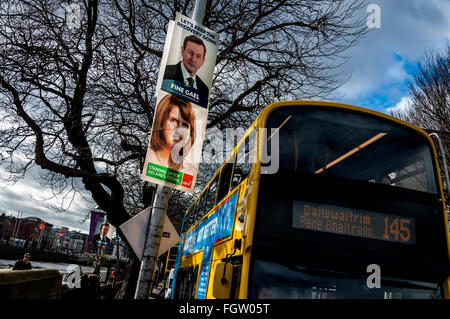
[0,258,94,274]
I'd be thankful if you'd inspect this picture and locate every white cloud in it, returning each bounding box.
[334,0,450,109]
[387,60,408,80]
[0,165,93,233]
[386,96,412,115]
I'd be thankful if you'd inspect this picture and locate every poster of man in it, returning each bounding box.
[163,35,209,98]
[160,13,218,108]
[93,222,111,244]
[88,211,115,250]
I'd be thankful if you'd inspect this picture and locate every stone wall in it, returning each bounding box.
[0,269,62,299]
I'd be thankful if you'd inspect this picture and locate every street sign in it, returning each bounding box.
[119,207,181,261]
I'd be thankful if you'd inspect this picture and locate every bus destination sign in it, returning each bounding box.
[292,200,416,245]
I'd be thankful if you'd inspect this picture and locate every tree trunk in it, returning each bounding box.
[115,254,141,299]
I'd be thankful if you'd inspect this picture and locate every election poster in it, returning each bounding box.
[141,90,208,192]
[88,211,115,248]
[141,13,219,193]
[159,12,219,108]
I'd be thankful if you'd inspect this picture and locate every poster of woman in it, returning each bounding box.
[148,93,196,174]
[141,91,208,192]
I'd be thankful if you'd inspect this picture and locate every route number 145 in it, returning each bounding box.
[383,217,413,243]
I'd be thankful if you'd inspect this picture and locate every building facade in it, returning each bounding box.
[0,214,53,249]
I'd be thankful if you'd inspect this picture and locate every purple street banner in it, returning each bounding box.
[142,13,219,193]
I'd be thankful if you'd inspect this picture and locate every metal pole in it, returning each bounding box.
[11,212,19,240]
[18,212,23,237]
[133,1,206,299]
[14,211,23,238]
[37,223,44,250]
[134,184,171,299]
[115,229,120,274]
[192,0,207,25]
[12,211,20,238]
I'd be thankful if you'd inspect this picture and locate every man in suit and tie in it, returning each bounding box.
[93,222,111,244]
[163,34,209,99]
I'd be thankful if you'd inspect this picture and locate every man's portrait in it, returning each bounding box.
[93,222,111,244]
[163,35,209,100]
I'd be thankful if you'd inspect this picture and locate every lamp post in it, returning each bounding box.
[134,0,208,299]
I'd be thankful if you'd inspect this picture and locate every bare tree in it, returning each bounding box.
[0,0,368,298]
[389,45,449,205]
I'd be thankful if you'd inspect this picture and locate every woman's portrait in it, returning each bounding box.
[148,93,196,175]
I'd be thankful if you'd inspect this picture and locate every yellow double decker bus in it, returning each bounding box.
[171,101,450,299]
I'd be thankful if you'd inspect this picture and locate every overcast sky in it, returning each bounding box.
[0,0,449,234]
[0,163,93,233]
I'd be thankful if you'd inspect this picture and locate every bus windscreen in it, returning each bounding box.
[263,107,438,194]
